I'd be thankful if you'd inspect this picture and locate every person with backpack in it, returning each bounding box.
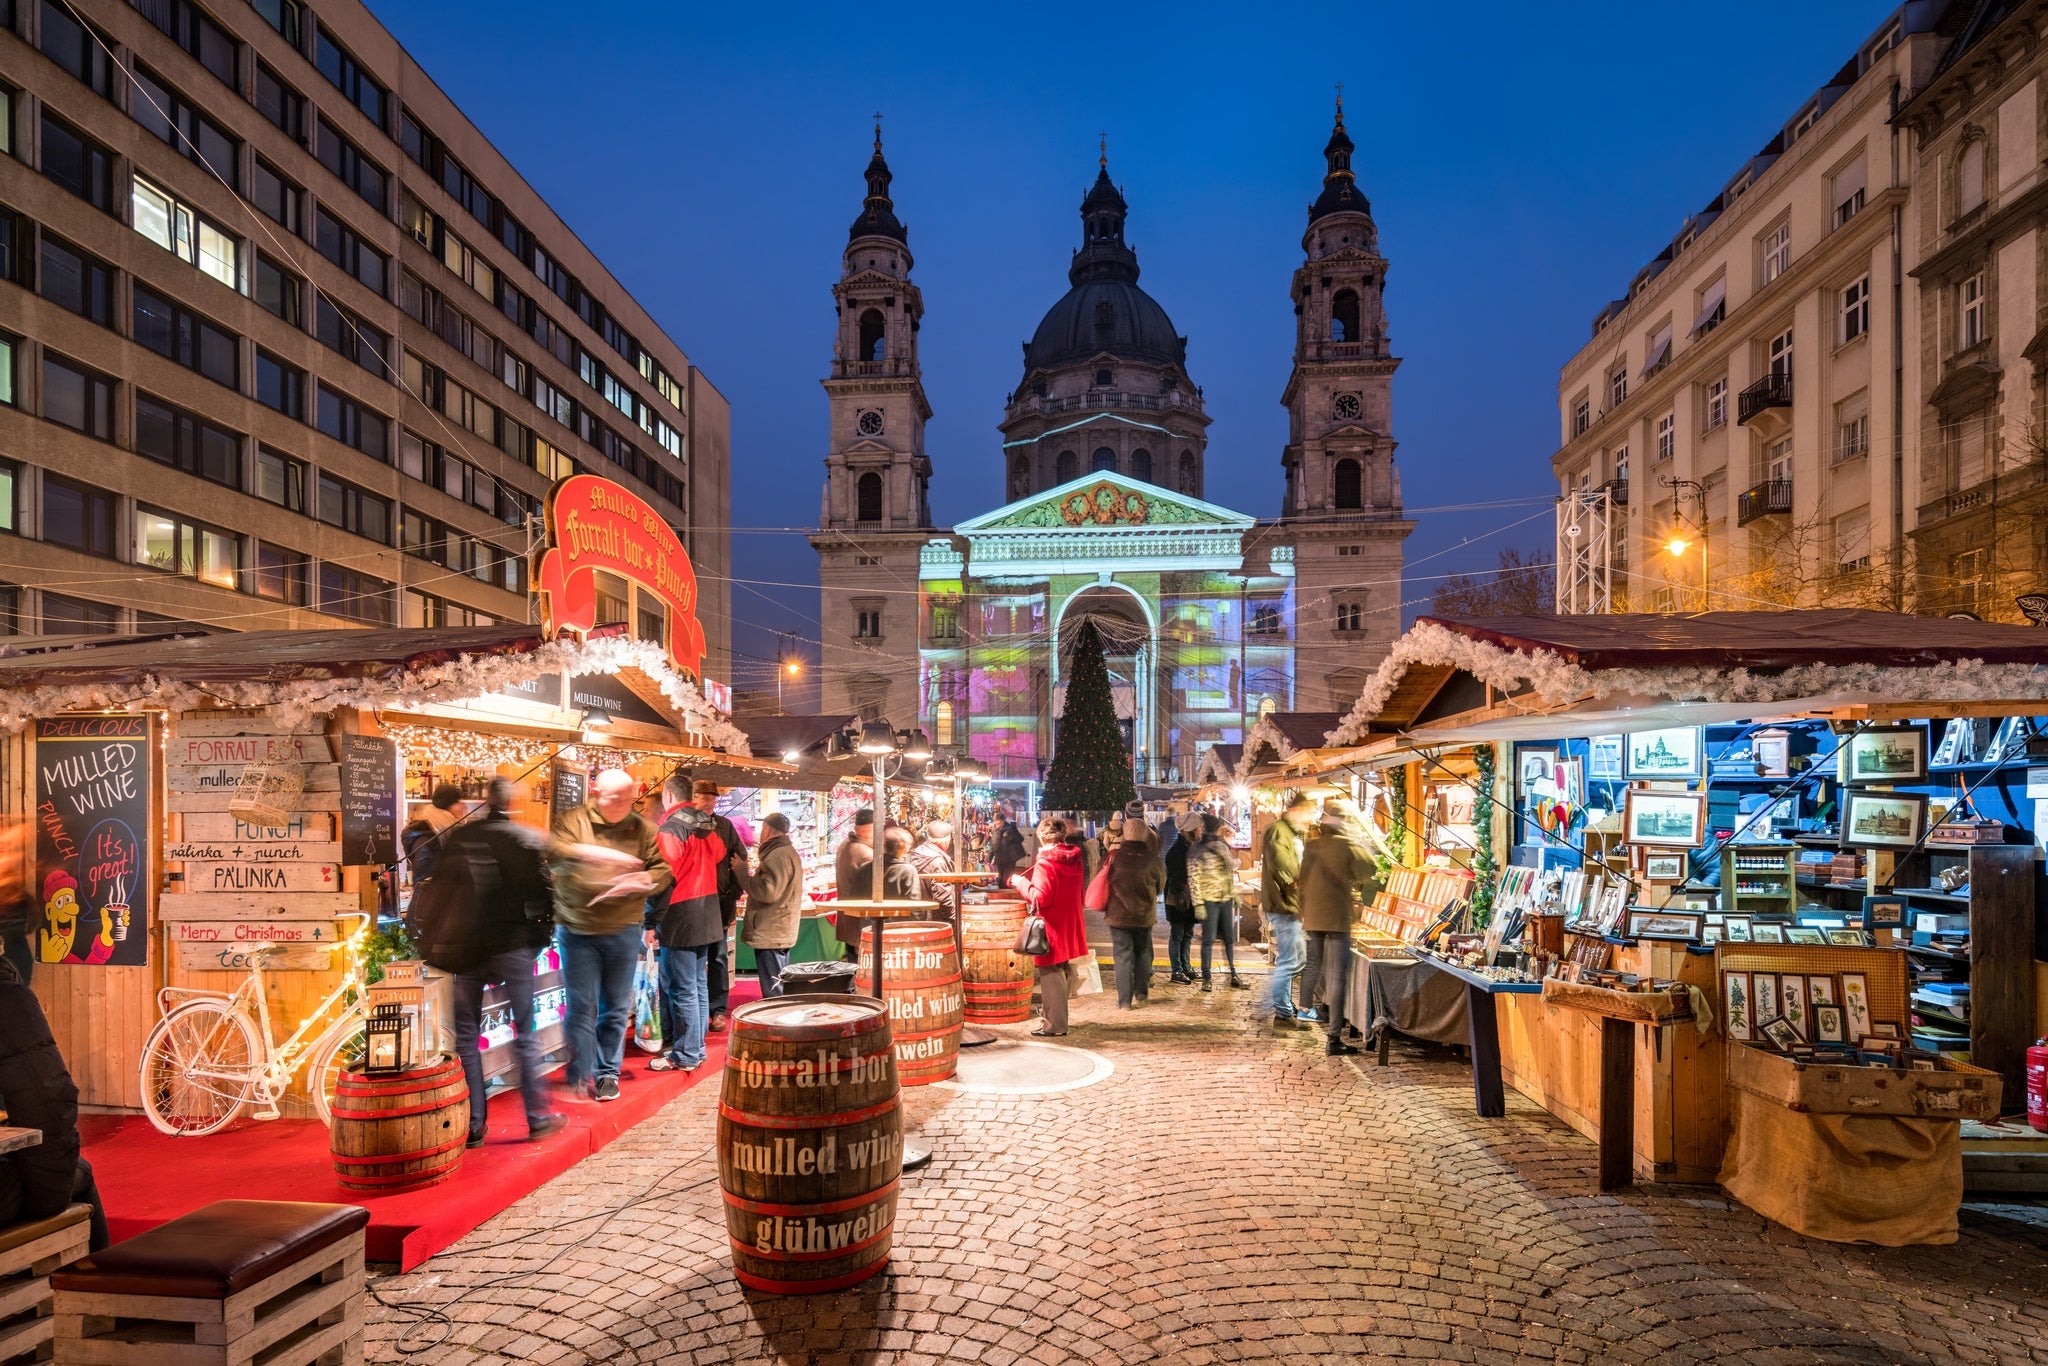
[400,783,468,886]
[443,779,566,1147]
[649,773,728,1074]
[1162,814,1200,984]
[1299,801,1382,1056]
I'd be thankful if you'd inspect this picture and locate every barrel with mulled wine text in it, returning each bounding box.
[329,1058,469,1191]
[858,920,963,1084]
[960,897,1033,1024]
[718,995,903,1294]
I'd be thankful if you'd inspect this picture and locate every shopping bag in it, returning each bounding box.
[1082,862,1112,913]
[1072,953,1104,996]
[631,944,665,1054]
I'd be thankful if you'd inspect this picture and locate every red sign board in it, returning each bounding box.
[536,474,705,679]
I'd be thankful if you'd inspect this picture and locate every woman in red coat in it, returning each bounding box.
[1010,817,1088,1036]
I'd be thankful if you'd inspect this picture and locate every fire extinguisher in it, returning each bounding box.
[2029,1038,2048,1133]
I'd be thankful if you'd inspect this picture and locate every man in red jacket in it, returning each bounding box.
[649,773,727,1073]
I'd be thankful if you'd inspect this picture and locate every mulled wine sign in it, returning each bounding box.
[34,715,153,968]
[536,474,706,679]
[339,734,399,867]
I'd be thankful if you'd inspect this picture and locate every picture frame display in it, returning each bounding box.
[1827,928,1870,947]
[1844,726,1926,785]
[1760,1016,1800,1051]
[1589,734,1624,780]
[1623,789,1707,849]
[1840,790,1929,851]
[1841,973,1873,1040]
[1779,976,1808,1040]
[1624,910,1704,941]
[1785,926,1826,945]
[1643,852,1687,881]
[1518,748,1556,794]
[1813,1003,1846,1045]
[1723,915,1753,942]
[1626,727,1703,781]
[1752,728,1792,780]
[1751,922,1787,944]
[1753,972,1779,1025]
[1861,895,1907,930]
[1723,971,1753,1041]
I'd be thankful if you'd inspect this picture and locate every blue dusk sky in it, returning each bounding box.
[372,0,1896,705]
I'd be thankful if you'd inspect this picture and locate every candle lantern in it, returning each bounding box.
[363,1003,413,1075]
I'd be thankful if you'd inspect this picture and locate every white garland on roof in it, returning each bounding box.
[1194,746,1239,788]
[0,635,753,754]
[1234,715,1302,784]
[1324,618,2048,748]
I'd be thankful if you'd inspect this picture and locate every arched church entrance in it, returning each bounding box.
[1054,584,1155,775]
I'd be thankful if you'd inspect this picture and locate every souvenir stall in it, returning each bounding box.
[1313,610,2048,1229]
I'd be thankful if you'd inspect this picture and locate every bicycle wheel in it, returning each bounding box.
[140,1001,261,1136]
[303,1025,364,1127]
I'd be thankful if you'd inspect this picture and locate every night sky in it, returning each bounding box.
[370,0,1892,705]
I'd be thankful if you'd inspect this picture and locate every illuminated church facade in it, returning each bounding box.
[812,109,1411,784]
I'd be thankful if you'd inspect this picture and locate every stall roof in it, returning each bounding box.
[1236,712,1345,783]
[1321,610,2048,756]
[1195,744,1243,788]
[0,625,551,686]
[741,714,857,760]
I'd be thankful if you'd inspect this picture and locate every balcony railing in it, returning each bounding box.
[1736,478,1793,526]
[833,359,915,378]
[1600,477,1629,507]
[1737,373,1793,425]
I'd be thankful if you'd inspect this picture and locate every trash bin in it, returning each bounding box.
[779,961,860,996]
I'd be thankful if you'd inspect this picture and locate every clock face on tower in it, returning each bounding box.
[1331,392,1362,422]
[857,409,884,437]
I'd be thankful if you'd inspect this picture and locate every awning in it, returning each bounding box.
[1688,278,1726,336]
[1639,328,1672,375]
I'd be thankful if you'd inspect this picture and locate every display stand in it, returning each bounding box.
[1410,957,1541,1116]
[1541,980,1694,1191]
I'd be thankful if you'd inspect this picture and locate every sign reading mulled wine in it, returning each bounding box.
[537,474,706,680]
[34,715,153,968]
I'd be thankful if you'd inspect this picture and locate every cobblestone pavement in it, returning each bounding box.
[365,973,2048,1365]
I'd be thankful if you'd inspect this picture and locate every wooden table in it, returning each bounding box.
[1541,979,1695,1191]
[0,1126,42,1154]
[1409,956,1541,1118]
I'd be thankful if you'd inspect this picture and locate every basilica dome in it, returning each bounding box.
[1021,163,1187,375]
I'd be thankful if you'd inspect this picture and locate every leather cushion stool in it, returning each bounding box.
[51,1201,367,1366]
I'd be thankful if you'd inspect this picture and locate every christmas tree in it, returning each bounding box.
[1042,618,1136,815]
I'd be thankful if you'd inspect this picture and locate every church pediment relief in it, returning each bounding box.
[1320,421,1380,440]
[841,438,898,458]
[958,471,1252,533]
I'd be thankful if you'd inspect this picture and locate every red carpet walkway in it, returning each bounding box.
[79,984,755,1271]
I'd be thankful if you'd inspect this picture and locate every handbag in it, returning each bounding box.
[1072,953,1103,996]
[1014,913,1051,958]
[1082,862,1112,914]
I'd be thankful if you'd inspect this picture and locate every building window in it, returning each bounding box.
[135,394,240,488]
[856,309,885,362]
[1760,220,1791,285]
[249,543,307,603]
[1251,604,1281,636]
[1179,450,1196,494]
[1833,506,1871,573]
[1131,449,1153,483]
[253,253,302,325]
[856,609,882,639]
[251,0,301,45]
[1337,544,1360,556]
[439,153,495,228]
[1835,400,1870,463]
[933,700,955,747]
[0,461,16,533]
[39,1,114,97]
[135,506,239,588]
[316,473,388,541]
[1333,458,1362,510]
[136,0,240,87]
[1768,329,1793,381]
[1055,451,1077,483]
[1330,289,1360,342]
[636,595,667,648]
[315,388,388,461]
[1335,602,1363,632]
[1960,273,1986,349]
[255,447,304,511]
[131,177,238,289]
[1959,140,1986,216]
[314,28,386,127]
[1841,275,1869,343]
[1094,369,1113,387]
[255,350,304,419]
[315,206,386,296]
[316,565,393,624]
[855,471,883,522]
[39,113,116,213]
[1691,278,1727,336]
[131,64,240,191]
[250,158,302,233]
[1704,377,1728,430]
[133,286,238,389]
[41,354,114,440]
[252,63,304,141]
[314,296,388,378]
[1091,447,1116,474]
[1832,160,1867,229]
[1655,412,1675,462]
[38,234,114,327]
[931,605,959,640]
[41,593,118,634]
[315,115,387,213]
[1572,397,1590,436]
[42,475,115,557]
[1608,365,1626,410]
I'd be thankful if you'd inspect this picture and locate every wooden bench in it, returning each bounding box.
[51,1201,366,1366]
[1,1204,92,1364]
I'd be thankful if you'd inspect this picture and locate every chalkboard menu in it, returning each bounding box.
[34,716,153,967]
[339,733,399,866]
[551,761,587,822]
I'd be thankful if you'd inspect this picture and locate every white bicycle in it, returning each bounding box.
[138,914,372,1136]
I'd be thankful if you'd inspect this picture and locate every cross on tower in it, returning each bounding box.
[1099,130,1107,167]
[873,111,883,150]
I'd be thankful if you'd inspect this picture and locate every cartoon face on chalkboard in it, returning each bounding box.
[38,869,112,965]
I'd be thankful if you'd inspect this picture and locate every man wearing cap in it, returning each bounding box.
[832,808,875,958]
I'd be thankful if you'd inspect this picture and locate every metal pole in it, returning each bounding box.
[869,753,887,999]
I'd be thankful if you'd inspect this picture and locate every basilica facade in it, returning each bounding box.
[811,109,1411,786]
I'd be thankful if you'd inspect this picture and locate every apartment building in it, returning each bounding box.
[1896,0,2048,620]
[1551,4,1954,613]
[0,0,729,675]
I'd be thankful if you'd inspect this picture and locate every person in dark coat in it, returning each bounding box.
[1102,825,1165,1008]
[989,807,1027,886]
[1298,804,1381,1056]
[690,779,748,1034]
[832,809,876,957]
[401,783,468,886]
[651,774,728,1075]
[449,778,565,1146]
[0,957,106,1250]
[739,813,805,996]
[1162,817,1199,984]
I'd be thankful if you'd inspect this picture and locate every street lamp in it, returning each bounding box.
[777,649,802,714]
[1661,476,1711,607]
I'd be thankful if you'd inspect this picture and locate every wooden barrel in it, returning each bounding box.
[718,995,902,1294]
[960,900,1033,1024]
[329,1058,469,1191]
[857,921,962,1085]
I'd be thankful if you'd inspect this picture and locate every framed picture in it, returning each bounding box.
[1627,727,1703,781]
[1779,976,1807,1040]
[1807,975,1838,1007]
[1684,895,1714,909]
[1761,1016,1800,1051]
[1751,922,1787,944]
[1841,973,1873,1040]
[1589,734,1624,780]
[1785,926,1826,945]
[1723,915,1753,942]
[1518,748,1557,793]
[1752,728,1792,780]
[1827,928,1869,947]
[1558,757,1585,805]
[1841,791,1929,851]
[1644,853,1687,882]
[1753,973,1779,1025]
[1813,1003,1846,1045]
[1845,726,1926,785]
[1862,895,1907,931]
[1701,924,1723,945]
[1723,971,1753,1041]
[1868,1021,1898,1038]
[1624,789,1707,848]
[1625,910,1704,941]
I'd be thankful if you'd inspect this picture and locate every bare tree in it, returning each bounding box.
[1431,546,1556,617]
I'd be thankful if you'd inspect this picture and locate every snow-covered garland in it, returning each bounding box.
[0,636,753,754]
[1234,714,1304,784]
[1194,746,1239,788]
[1324,619,2048,748]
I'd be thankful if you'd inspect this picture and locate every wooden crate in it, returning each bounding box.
[1725,1044,2002,1119]
[0,1205,92,1365]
